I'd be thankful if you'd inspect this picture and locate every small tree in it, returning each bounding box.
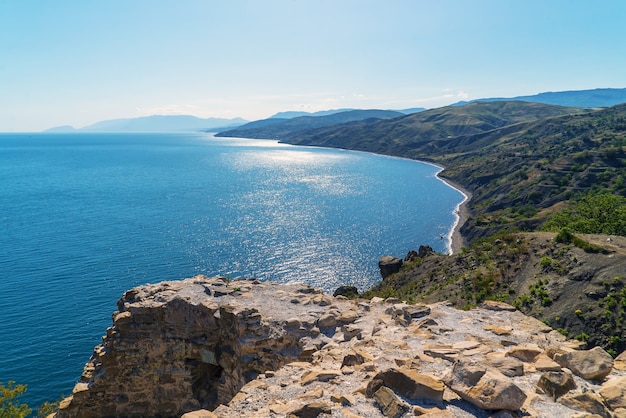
[0,381,31,418]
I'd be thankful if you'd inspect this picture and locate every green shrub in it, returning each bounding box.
[0,381,31,418]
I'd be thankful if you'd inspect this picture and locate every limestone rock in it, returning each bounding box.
[614,350,626,371]
[599,376,626,410]
[424,346,459,362]
[378,256,403,278]
[445,360,527,411]
[286,401,331,417]
[402,304,431,321]
[317,313,338,329]
[536,370,576,400]
[534,354,562,372]
[181,410,218,418]
[481,300,517,311]
[301,369,342,385]
[330,393,355,406]
[559,392,612,418]
[416,409,456,417]
[506,345,542,362]
[487,356,524,377]
[373,386,410,418]
[373,368,444,402]
[483,324,513,335]
[554,346,614,380]
[337,309,359,324]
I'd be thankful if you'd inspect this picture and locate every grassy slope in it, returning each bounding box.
[363,232,626,355]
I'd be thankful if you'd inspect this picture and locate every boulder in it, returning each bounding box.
[481,300,517,312]
[599,376,626,411]
[417,245,435,258]
[404,250,419,262]
[373,386,410,418]
[559,392,612,418]
[286,401,331,418]
[614,350,626,371]
[373,368,444,402]
[445,360,527,411]
[506,345,542,362]
[333,286,359,299]
[317,313,338,329]
[301,369,342,385]
[402,304,431,321]
[536,370,576,400]
[378,256,403,278]
[487,356,524,377]
[534,354,562,372]
[554,346,614,380]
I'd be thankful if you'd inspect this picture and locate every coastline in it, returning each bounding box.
[437,175,471,255]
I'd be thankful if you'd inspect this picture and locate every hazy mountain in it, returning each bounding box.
[453,87,626,108]
[45,115,247,133]
[269,109,355,119]
[269,107,424,119]
[217,109,404,140]
[43,125,78,133]
[397,107,426,115]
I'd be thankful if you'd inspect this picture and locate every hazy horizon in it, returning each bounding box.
[1,0,626,132]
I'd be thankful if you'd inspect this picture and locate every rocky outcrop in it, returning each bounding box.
[378,256,403,278]
[55,276,626,417]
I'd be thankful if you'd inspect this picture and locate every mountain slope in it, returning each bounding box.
[216,109,404,140]
[280,101,589,155]
[365,232,626,355]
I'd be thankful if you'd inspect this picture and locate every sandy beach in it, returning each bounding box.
[439,176,471,254]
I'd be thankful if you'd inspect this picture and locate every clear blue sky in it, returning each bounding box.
[1,0,625,131]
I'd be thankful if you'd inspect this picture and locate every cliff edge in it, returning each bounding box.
[55,275,626,417]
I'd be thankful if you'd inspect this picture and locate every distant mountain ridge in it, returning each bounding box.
[216,109,406,140]
[453,87,626,108]
[269,107,424,119]
[42,88,626,134]
[275,101,590,152]
[44,115,247,133]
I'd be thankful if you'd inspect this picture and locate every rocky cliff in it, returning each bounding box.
[55,275,626,418]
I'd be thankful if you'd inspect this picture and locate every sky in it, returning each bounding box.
[1,0,626,132]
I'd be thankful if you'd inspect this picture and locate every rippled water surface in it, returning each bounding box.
[0,132,464,409]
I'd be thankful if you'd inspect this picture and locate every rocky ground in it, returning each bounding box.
[54,276,626,418]
[366,232,626,355]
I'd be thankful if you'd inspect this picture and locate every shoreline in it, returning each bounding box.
[437,174,471,255]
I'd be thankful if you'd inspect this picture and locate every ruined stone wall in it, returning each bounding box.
[56,276,344,417]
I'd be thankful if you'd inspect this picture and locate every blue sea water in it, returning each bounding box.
[0,132,464,410]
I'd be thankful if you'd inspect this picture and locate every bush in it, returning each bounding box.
[0,381,31,418]
[544,193,626,236]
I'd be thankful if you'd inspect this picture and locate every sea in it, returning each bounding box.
[0,132,465,410]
